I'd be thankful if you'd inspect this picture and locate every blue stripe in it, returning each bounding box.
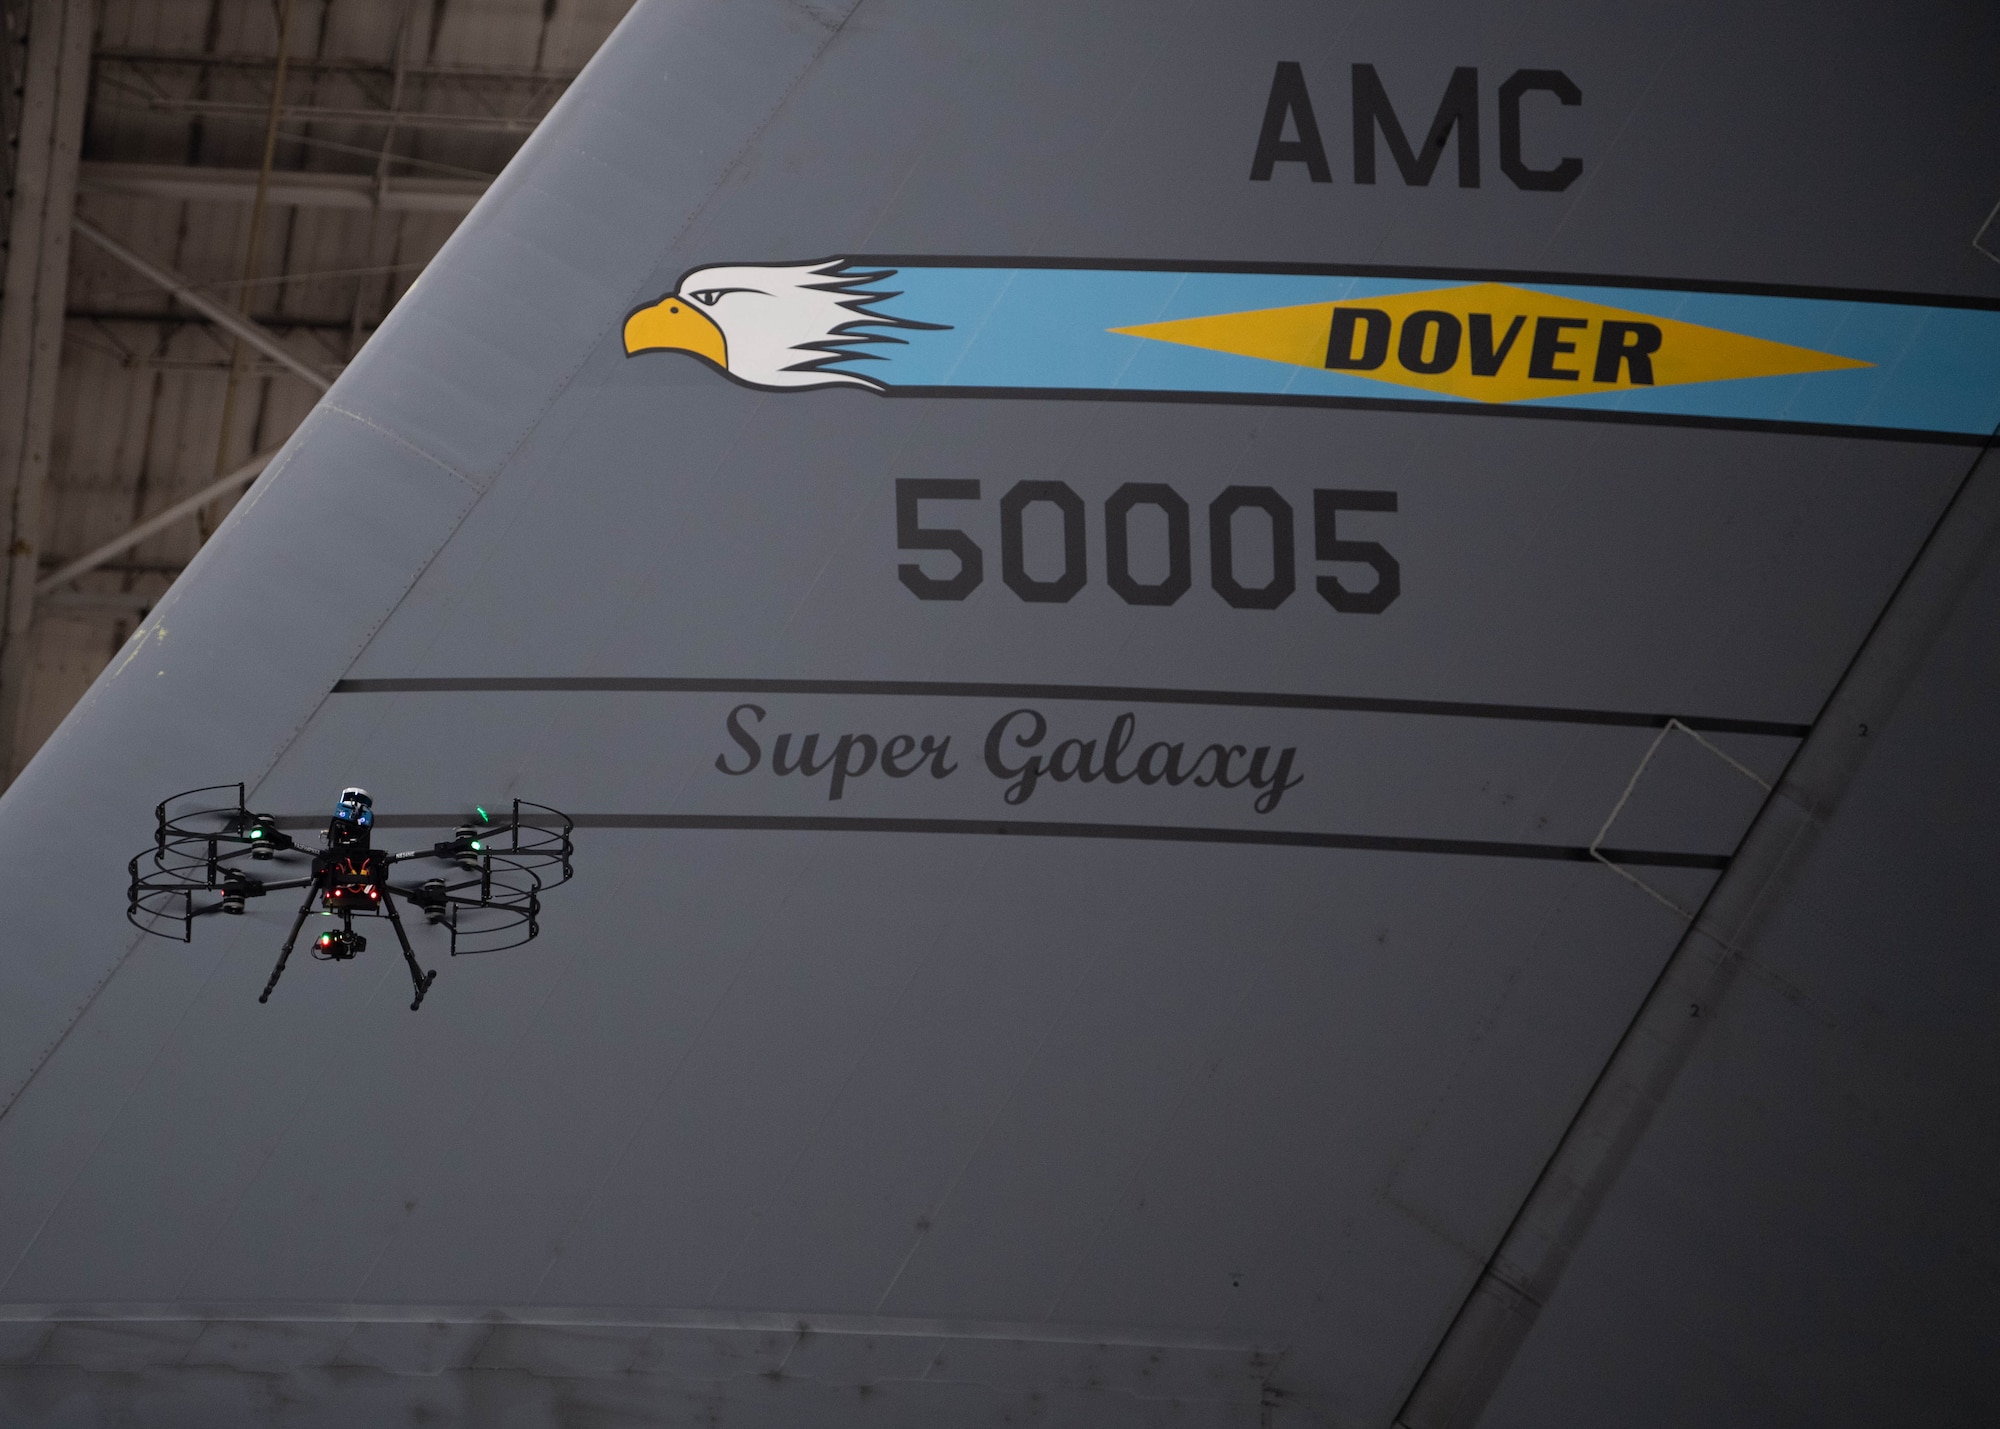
[832,267,2000,437]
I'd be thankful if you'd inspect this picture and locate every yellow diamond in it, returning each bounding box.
[1112,283,1869,403]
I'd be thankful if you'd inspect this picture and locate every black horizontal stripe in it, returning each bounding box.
[881,384,1987,446]
[286,811,1728,870]
[330,676,1809,739]
[856,254,2000,313]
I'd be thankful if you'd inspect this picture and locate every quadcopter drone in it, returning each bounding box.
[128,785,574,1010]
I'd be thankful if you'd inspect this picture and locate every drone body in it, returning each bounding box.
[303,787,388,959]
[130,785,573,1010]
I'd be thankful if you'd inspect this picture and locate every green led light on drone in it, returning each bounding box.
[475,807,489,823]
[470,840,484,851]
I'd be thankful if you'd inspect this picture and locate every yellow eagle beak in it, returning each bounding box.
[623,296,728,368]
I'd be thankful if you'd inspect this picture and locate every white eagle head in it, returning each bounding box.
[622,260,935,391]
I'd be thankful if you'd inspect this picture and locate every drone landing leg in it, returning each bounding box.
[260,873,324,1004]
[380,890,436,1011]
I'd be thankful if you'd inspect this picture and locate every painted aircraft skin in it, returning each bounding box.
[2,2,1997,1425]
[623,258,2000,435]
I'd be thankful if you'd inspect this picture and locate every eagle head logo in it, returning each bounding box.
[622,260,943,391]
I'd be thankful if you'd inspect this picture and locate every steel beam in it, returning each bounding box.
[95,48,582,84]
[0,1,27,224]
[145,98,545,134]
[38,589,160,613]
[34,450,275,596]
[68,307,370,333]
[72,219,334,391]
[0,0,94,782]
[79,160,487,212]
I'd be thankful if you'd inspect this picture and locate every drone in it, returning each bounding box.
[128,785,574,1010]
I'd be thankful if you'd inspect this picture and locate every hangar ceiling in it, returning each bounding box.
[0,0,635,784]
